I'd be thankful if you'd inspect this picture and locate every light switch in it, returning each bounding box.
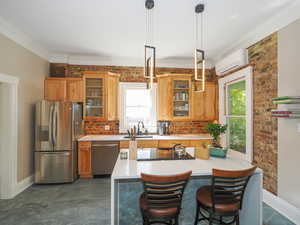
[104,125,110,131]
[297,123,300,133]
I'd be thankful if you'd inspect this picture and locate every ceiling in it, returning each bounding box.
[0,0,298,66]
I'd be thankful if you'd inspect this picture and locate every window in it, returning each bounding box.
[227,80,246,153]
[219,67,253,162]
[119,82,157,133]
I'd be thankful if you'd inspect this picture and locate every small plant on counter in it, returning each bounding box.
[204,123,227,148]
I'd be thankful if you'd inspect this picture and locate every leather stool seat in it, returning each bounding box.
[140,193,179,217]
[196,185,240,212]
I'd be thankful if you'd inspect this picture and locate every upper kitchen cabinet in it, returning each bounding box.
[44,77,84,102]
[171,74,193,120]
[157,74,217,121]
[83,71,120,121]
[157,75,172,120]
[157,74,193,121]
[106,73,120,121]
[192,82,217,121]
[66,78,84,102]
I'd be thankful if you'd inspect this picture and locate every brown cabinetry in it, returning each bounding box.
[106,73,119,121]
[78,141,92,178]
[157,75,172,120]
[66,79,84,102]
[44,78,84,102]
[171,75,192,120]
[83,72,120,121]
[192,82,217,120]
[157,74,217,122]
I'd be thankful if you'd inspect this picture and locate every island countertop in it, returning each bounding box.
[78,134,212,142]
[111,151,263,225]
[111,151,262,180]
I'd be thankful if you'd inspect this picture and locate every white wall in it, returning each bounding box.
[278,18,300,209]
[0,33,48,182]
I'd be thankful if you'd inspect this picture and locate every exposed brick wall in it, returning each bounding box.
[169,121,210,134]
[84,121,119,135]
[50,63,217,135]
[50,63,216,82]
[248,33,278,195]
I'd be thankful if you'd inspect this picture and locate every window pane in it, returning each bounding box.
[126,89,151,107]
[126,106,150,121]
[228,117,246,153]
[228,80,246,115]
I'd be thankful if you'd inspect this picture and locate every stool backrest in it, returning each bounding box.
[141,171,192,210]
[212,167,257,211]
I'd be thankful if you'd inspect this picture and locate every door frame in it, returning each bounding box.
[218,66,253,162]
[0,73,19,199]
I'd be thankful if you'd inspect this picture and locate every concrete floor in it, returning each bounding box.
[0,178,295,225]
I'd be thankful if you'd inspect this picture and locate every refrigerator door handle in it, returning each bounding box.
[52,104,57,146]
[49,104,54,147]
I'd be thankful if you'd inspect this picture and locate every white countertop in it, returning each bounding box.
[78,134,212,142]
[111,151,261,180]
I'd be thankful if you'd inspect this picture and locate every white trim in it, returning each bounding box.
[0,72,19,84]
[219,66,253,162]
[119,82,157,133]
[215,1,300,62]
[263,189,300,224]
[0,73,19,199]
[0,16,51,60]
[14,175,34,197]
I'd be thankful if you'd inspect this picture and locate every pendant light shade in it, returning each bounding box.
[194,3,206,92]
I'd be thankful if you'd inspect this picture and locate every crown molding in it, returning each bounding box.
[49,54,213,69]
[214,0,300,62]
[0,16,51,60]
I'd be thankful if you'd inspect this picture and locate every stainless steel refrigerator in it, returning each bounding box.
[34,100,83,184]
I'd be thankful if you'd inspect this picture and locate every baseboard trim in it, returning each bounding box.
[263,189,300,224]
[14,175,34,197]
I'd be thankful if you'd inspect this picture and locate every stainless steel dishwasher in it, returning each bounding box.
[92,141,120,175]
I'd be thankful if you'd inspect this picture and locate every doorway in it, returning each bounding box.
[0,73,18,199]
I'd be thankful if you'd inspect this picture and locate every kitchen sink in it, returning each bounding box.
[123,135,153,139]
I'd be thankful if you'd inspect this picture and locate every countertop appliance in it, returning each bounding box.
[34,100,83,184]
[92,141,119,175]
[137,148,195,161]
[157,121,170,135]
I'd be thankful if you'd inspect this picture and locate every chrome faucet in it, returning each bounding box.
[137,121,145,135]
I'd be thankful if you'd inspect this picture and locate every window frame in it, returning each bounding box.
[219,66,253,162]
[119,82,157,133]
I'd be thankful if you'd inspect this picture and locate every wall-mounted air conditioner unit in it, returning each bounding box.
[215,49,248,76]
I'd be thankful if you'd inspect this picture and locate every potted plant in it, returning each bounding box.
[204,123,228,158]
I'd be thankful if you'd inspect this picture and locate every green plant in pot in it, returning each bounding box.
[205,123,228,158]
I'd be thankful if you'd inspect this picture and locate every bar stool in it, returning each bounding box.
[194,167,257,225]
[140,171,192,225]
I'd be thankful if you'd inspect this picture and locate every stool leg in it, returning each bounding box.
[175,216,179,225]
[194,201,200,225]
[236,215,240,225]
[209,215,213,225]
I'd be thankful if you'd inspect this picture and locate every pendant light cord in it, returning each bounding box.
[146,6,154,46]
[195,6,204,50]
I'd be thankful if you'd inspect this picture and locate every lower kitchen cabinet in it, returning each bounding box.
[78,141,92,178]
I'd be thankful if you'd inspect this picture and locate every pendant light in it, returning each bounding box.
[194,3,206,92]
[144,0,156,89]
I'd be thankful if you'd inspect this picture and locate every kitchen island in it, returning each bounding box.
[111,151,263,225]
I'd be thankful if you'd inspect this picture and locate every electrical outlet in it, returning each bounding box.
[104,125,110,131]
[297,123,300,133]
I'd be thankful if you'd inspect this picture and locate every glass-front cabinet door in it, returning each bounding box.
[84,74,105,120]
[172,78,191,119]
